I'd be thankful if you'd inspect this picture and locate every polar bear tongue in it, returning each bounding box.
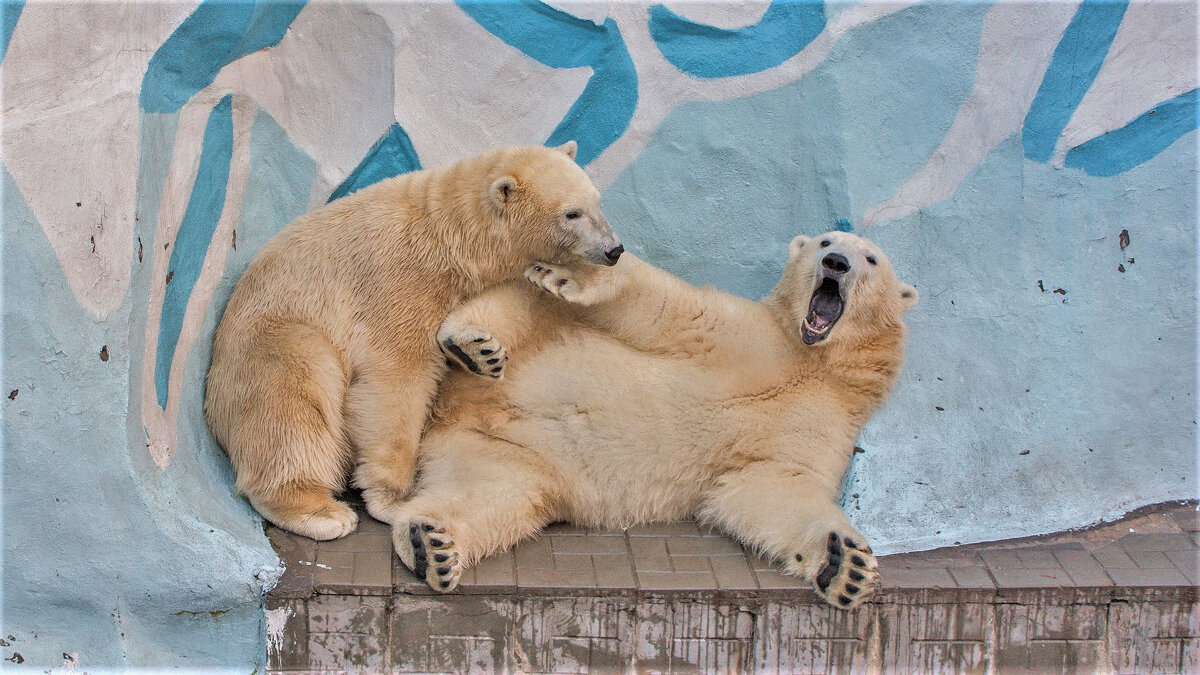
[803,278,844,345]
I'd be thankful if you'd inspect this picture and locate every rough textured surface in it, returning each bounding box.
[2,1,1196,668]
[266,501,1200,672]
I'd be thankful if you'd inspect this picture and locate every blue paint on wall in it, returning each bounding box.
[1021,0,1129,163]
[457,0,637,165]
[154,94,233,408]
[835,218,853,232]
[328,123,421,202]
[0,0,24,64]
[141,0,306,113]
[648,0,826,78]
[1065,89,1200,177]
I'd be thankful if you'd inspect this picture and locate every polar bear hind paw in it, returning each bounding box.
[439,327,507,379]
[808,532,879,609]
[395,516,462,592]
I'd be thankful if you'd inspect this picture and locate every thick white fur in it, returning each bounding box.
[396,231,917,606]
[204,142,623,540]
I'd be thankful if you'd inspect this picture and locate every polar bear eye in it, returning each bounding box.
[565,210,582,220]
[820,239,830,248]
[866,256,877,265]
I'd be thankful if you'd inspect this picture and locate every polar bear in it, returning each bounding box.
[394,230,917,608]
[204,142,623,541]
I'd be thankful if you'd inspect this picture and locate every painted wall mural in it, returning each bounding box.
[2,0,1195,667]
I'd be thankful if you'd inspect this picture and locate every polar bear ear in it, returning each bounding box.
[898,283,919,312]
[490,176,518,206]
[788,235,811,259]
[555,140,578,160]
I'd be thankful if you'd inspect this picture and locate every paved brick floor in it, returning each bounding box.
[266,500,1199,672]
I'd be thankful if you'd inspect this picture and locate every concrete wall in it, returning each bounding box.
[2,0,1195,668]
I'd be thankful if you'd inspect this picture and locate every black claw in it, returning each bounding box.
[490,367,502,373]
[437,565,452,576]
[851,555,866,567]
[816,563,837,591]
[843,536,859,549]
[429,538,444,547]
[440,580,452,589]
[795,553,803,562]
[849,570,865,582]
[473,337,487,343]
[838,595,852,606]
[434,553,449,563]
[480,348,494,355]
[422,523,436,532]
[486,358,500,365]
[846,583,860,594]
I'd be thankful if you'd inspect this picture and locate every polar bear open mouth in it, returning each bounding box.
[802,277,844,345]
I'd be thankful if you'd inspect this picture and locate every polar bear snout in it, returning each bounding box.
[822,253,850,275]
[603,244,624,265]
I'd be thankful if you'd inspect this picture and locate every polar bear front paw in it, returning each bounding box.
[793,532,880,609]
[525,263,586,303]
[394,516,462,592]
[438,325,507,379]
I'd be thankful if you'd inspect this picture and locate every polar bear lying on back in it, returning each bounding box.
[395,231,917,608]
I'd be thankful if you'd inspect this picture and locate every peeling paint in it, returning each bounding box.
[264,605,293,659]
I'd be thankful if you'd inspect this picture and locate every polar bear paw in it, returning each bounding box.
[394,516,462,592]
[438,325,507,379]
[795,532,880,609]
[525,262,586,303]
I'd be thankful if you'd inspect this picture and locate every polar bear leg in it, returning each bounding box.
[699,462,880,609]
[525,256,741,360]
[345,363,439,525]
[216,323,358,540]
[392,428,559,592]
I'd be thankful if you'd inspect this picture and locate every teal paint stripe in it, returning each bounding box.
[648,0,826,78]
[154,95,234,408]
[1065,89,1199,177]
[141,0,306,113]
[457,0,637,165]
[1021,0,1128,162]
[328,123,421,202]
[1,0,25,64]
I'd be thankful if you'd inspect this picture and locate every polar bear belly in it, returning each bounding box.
[495,332,723,525]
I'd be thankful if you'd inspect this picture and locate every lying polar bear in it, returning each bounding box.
[395,231,917,608]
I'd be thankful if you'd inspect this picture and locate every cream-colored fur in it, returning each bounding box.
[204,142,623,540]
[394,231,917,608]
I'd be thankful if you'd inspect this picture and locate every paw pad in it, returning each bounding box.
[439,329,507,379]
[813,531,879,609]
[525,263,581,301]
[396,517,462,593]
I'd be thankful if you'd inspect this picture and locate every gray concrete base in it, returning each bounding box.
[267,587,1198,673]
[265,501,1200,673]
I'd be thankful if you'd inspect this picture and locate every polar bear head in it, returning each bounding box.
[487,141,623,267]
[776,231,917,347]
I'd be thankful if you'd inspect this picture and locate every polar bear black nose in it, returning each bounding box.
[604,245,624,264]
[822,253,850,275]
